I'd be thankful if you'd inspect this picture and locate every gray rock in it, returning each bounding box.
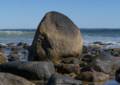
[95,49,114,74]
[0,72,35,85]
[29,11,83,64]
[47,73,82,85]
[81,49,114,74]
[0,61,55,80]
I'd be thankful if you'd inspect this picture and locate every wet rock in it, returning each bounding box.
[61,57,80,64]
[107,48,120,57]
[95,59,113,74]
[55,64,80,74]
[94,49,115,74]
[93,41,105,45]
[76,68,109,85]
[0,43,7,48]
[81,49,114,74]
[0,61,55,80]
[7,43,16,47]
[82,45,88,54]
[47,73,82,85]
[7,47,28,61]
[17,42,30,49]
[0,72,35,85]
[29,11,83,64]
[7,47,20,61]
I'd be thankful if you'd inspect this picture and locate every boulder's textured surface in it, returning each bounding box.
[29,11,83,63]
[0,61,55,80]
[0,72,35,85]
[47,73,82,85]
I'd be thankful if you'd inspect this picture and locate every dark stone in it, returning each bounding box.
[47,73,82,85]
[61,57,80,64]
[55,64,80,74]
[115,68,120,83]
[29,11,83,64]
[80,49,114,74]
[17,42,30,49]
[93,41,105,45]
[0,61,55,80]
[7,47,28,61]
[0,72,35,85]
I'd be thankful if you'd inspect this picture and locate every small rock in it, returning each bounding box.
[76,69,109,84]
[7,47,28,61]
[61,57,80,64]
[0,72,35,85]
[17,42,30,49]
[55,64,80,74]
[47,73,82,85]
[0,48,7,64]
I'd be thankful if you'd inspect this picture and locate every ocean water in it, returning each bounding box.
[0,28,120,85]
[0,29,35,44]
[81,29,120,45]
[0,28,120,45]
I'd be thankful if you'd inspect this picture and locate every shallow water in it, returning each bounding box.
[105,80,119,85]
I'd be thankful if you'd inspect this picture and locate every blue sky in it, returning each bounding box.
[0,0,120,29]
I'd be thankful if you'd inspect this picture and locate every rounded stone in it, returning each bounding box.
[29,11,83,64]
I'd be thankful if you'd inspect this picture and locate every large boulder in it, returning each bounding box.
[29,11,83,64]
[0,61,55,80]
[0,72,35,85]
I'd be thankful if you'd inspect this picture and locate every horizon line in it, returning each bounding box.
[0,27,120,29]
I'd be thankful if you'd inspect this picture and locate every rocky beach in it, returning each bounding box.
[0,11,120,85]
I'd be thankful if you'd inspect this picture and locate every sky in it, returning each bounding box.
[0,0,120,29]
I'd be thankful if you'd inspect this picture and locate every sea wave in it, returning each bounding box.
[0,31,35,35]
[0,28,119,44]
